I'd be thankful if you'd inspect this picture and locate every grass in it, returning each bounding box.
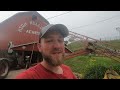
[64,55,120,78]
[103,40,120,50]
[67,39,120,51]
[67,40,84,52]
[66,39,120,78]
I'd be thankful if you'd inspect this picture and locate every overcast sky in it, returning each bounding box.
[0,11,120,40]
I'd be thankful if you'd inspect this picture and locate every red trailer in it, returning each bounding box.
[0,11,72,79]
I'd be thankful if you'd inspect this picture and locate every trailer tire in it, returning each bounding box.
[0,60,9,79]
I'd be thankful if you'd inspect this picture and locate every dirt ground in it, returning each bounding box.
[5,69,25,79]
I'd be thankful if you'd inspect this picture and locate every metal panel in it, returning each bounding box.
[0,11,49,51]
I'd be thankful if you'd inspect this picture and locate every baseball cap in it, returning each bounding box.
[40,24,69,38]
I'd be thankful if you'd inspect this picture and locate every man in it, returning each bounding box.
[16,24,77,79]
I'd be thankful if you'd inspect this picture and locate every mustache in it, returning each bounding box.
[51,48,63,53]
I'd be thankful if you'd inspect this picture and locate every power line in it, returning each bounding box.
[70,14,120,30]
[46,11,120,31]
[47,11,72,20]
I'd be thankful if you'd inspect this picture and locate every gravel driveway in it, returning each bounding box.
[5,69,25,79]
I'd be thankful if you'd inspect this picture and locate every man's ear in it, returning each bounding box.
[37,43,41,52]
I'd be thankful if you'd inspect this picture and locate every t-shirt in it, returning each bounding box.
[16,63,77,79]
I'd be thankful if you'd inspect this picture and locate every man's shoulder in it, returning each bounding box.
[15,68,35,79]
[61,64,77,79]
[61,64,71,69]
[15,64,41,79]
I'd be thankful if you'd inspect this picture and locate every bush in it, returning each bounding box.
[111,65,120,75]
[84,65,108,79]
[84,64,120,79]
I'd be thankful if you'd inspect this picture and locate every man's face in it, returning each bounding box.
[38,30,65,66]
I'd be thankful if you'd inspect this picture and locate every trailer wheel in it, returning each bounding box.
[0,60,9,79]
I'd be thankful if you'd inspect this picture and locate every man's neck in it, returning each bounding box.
[41,60,63,74]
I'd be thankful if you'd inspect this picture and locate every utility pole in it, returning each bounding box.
[116,27,120,40]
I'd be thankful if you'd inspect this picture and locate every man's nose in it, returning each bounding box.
[53,41,61,48]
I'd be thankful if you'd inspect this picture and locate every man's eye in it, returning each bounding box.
[58,39,64,43]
